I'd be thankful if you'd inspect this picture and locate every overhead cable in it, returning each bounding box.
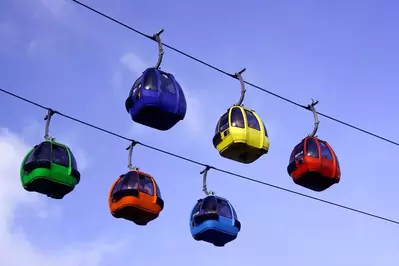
[1,87,398,226]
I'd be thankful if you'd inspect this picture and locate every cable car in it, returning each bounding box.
[212,69,269,164]
[287,136,341,191]
[287,100,341,191]
[213,106,269,164]
[20,140,80,199]
[109,169,164,225]
[125,68,187,131]
[125,30,187,131]
[190,195,241,247]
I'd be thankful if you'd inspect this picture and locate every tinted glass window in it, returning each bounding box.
[218,112,229,132]
[289,142,304,163]
[217,199,232,218]
[24,142,51,165]
[52,144,69,167]
[201,196,218,214]
[214,122,219,135]
[191,201,202,219]
[230,108,244,128]
[232,206,238,220]
[113,172,139,196]
[130,77,142,96]
[319,141,333,161]
[112,176,123,195]
[153,179,162,198]
[69,149,78,170]
[143,69,158,91]
[245,110,260,130]
[262,122,268,137]
[24,149,36,165]
[306,138,319,158]
[139,174,154,195]
[159,73,176,94]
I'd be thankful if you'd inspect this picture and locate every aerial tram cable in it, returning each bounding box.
[1,87,399,226]
[69,0,399,147]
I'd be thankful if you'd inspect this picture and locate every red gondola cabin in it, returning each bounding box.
[287,136,341,192]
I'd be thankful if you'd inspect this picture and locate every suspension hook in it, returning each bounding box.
[152,29,164,69]
[44,109,56,141]
[201,165,215,196]
[306,99,319,137]
[126,141,139,170]
[233,68,247,106]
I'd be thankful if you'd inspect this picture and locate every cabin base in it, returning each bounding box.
[193,228,237,247]
[294,171,339,192]
[112,205,158,225]
[220,142,267,164]
[131,106,182,131]
[23,176,74,199]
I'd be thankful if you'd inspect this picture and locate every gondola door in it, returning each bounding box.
[243,109,261,147]
[318,140,334,176]
[159,73,177,111]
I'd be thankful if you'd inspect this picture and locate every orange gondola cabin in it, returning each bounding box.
[287,136,341,192]
[109,169,164,225]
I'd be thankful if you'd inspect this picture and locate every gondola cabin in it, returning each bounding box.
[109,169,164,225]
[20,140,80,199]
[287,136,341,192]
[125,67,187,131]
[213,106,269,164]
[190,195,241,247]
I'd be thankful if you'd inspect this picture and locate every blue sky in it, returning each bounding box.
[1,0,399,265]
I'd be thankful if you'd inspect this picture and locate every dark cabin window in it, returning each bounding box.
[112,172,138,196]
[232,206,238,220]
[245,110,260,130]
[230,107,244,128]
[153,180,162,198]
[306,138,319,158]
[24,142,51,165]
[112,176,123,195]
[201,196,218,214]
[289,142,304,163]
[191,201,202,220]
[143,69,158,91]
[69,149,78,170]
[319,141,333,161]
[217,199,232,218]
[218,112,229,132]
[52,144,70,167]
[214,122,219,135]
[139,174,154,195]
[262,122,268,137]
[130,76,142,97]
[159,73,176,94]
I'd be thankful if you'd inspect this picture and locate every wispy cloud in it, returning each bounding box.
[0,20,20,55]
[38,0,67,16]
[0,128,124,265]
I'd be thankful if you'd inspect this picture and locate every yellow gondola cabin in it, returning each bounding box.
[212,106,269,163]
[212,68,269,164]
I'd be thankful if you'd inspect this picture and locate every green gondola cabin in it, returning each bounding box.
[20,140,80,199]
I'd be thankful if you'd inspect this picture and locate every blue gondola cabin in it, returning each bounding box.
[190,195,241,247]
[125,67,187,131]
